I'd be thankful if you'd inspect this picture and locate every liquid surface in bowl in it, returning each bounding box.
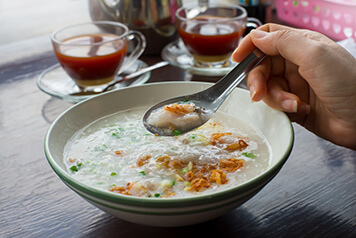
[64,107,271,198]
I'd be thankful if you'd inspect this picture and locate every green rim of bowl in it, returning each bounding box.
[44,81,294,209]
[65,179,266,215]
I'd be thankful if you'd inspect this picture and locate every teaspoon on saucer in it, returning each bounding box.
[143,49,266,136]
[70,61,169,96]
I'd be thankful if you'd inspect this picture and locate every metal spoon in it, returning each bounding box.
[70,61,169,96]
[103,61,169,92]
[143,48,266,136]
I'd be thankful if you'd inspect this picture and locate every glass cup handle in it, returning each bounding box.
[244,17,263,36]
[247,17,263,28]
[118,30,146,74]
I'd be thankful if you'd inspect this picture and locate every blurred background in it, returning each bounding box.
[1,0,355,64]
[0,0,275,45]
[0,0,272,64]
[0,0,90,45]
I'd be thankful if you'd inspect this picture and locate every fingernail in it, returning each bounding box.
[251,29,269,39]
[232,47,238,55]
[281,100,298,113]
[250,85,256,102]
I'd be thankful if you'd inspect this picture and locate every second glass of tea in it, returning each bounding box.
[176,3,261,68]
[51,21,146,91]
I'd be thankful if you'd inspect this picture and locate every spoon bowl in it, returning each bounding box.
[143,49,266,136]
[143,95,214,136]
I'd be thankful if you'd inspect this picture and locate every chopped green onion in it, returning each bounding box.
[77,163,83,167]
[111,172,117,176]
[184,181,190,187]
[171,180,176,186]
[242,152,256,159]
[139,171,146,175]
[183,99,189,102]
[187,161,193,170]
[173,130,181,136]
[190,134,196,139]
[154,193,160,198]
[181,168,188,174]
[112,132,120,139]
[95,144,108,151]
[70,165,78,172]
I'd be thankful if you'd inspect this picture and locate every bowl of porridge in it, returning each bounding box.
[44,81,294,227]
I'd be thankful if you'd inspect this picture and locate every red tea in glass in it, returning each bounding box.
[54,34,128,87]
[51,22,145,90]
[176,4,260,68]
[178,15,245,64]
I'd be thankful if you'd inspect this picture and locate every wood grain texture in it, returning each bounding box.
[1,50,355,238]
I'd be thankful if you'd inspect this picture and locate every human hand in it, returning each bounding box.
[232,23,356,150]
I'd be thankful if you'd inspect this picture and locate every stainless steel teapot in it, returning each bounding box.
[88,0,182,55]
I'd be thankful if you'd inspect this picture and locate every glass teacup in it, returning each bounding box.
[51,21,146,91]
[176,3,261,68]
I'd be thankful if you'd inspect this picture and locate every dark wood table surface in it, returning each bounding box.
[1,1,355,237]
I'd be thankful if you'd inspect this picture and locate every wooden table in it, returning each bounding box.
[1,1,355,237]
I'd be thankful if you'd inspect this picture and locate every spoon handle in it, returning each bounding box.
[203,48,266,111]
[103,61,169,92]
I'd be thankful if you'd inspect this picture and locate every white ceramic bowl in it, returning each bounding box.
[45,82,294,227]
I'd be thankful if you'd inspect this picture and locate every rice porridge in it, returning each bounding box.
[146,102,212,136]
[64,106,271,198]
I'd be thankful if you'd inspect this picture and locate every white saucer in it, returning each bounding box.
[37,59,150,103]
[161,40,237,76]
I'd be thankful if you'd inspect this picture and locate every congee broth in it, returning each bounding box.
[64,106,271,198]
